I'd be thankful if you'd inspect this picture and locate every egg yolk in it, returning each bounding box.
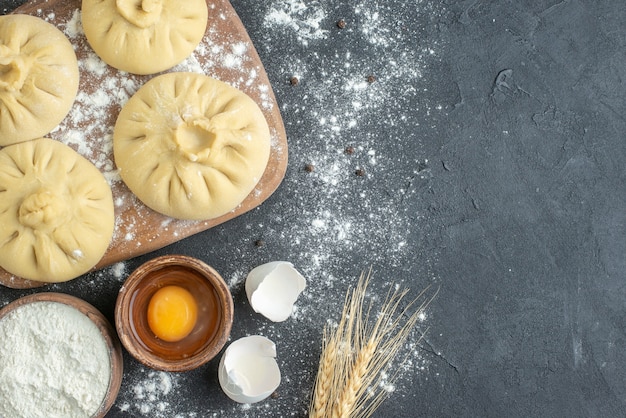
[147,285,198,342]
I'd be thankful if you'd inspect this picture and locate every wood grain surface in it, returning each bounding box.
[0,0,288,289]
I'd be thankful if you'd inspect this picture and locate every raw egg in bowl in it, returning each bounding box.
[115,255,234,372]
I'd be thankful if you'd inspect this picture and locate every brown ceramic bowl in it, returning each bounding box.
[0,292,123,418]
[115,255,234,372]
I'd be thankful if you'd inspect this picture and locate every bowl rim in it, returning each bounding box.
[0,292,123,418]
[115,254,234,372]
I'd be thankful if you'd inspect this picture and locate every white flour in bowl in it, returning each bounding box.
[0,301,111,418]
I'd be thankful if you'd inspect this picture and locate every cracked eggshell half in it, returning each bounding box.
[245,262,307,322]
[218,336,280,404]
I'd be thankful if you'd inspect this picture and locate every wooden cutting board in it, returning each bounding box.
[0,0,288,289]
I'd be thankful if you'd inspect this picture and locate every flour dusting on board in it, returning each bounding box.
[37,7,278,256]
[51,9,260,184]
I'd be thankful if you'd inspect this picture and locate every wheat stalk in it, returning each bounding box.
[309,270,436,418]
[311,284,353,417]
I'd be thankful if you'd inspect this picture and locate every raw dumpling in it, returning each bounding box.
[82,0,208,75]
[0,15,79,146]
[114,72,271,220]
[0,138,115,283]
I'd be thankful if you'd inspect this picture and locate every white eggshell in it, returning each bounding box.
[245,261,306,322]
[218,335,281,404]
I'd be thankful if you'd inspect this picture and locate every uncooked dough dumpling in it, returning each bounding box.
[0,138,115,283]
[114,72,271,220]
[0,15,79,146]
[82,0,208,75]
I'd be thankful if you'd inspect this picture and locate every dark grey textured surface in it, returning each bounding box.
[1,1,625,417]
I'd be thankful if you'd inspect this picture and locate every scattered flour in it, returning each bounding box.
[62,8,82,38]
[115,368,203,418]
[234,0,446,414]
[110,262,127,280]
[264,1,328,46]
[249,0,445,285]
